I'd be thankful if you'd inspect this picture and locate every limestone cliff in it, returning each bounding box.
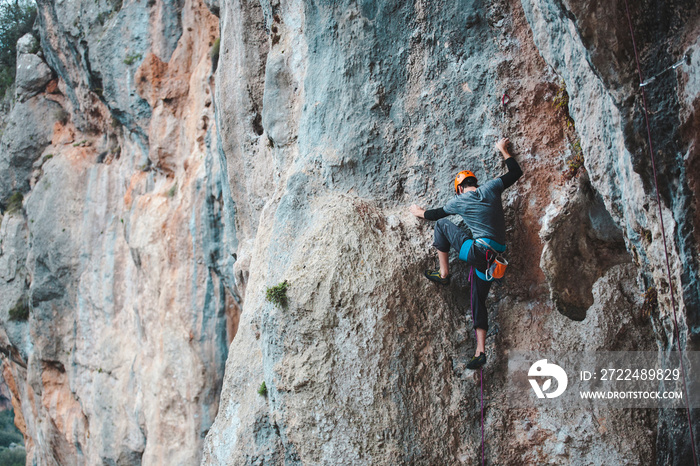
[203,0,700,464]
[1,0,231,464]
[0,0,698,464]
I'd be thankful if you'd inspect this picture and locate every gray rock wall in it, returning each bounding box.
[203,0,699,464]
[521,1,700,462]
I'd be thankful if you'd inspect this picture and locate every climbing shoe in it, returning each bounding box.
[466,352,487,370]
[424,269,450,285]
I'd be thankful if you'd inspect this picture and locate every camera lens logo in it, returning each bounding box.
[528,359,568,399]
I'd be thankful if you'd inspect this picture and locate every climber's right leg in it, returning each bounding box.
[425,218,470,285]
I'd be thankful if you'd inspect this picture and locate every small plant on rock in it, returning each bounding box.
[123,53,142,66]
[258,381,267,397]
[210,37,220,60]
[53,108,69,124]
[167,183,177,198]
[210,37,220,71]
[553,80,585,180]
[266,280,289,309]
[5,191,23,215]
[565,140,584,179]
[8,296,29,321]
[553,80,573,125]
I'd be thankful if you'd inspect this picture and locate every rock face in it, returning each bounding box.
[14,34,53,102]
[203,0,699,465]
[0,0,698,465]
[540,173,631,321]
[1,0,232,464]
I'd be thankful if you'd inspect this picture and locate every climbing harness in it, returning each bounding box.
[469,267,486,466]
[459,238,508,282]
[622,1,698,464]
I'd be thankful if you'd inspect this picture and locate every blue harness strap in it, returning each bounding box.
[458,239,474,262]
[459,238,506,282]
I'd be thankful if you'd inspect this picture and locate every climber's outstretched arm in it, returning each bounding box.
[410,204,449,221]
[495,138,523,189]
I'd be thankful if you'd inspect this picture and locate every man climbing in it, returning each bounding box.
[409,138,522,370]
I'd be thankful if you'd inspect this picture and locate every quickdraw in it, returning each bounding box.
[501,91,511,122]
[501,91,510,107]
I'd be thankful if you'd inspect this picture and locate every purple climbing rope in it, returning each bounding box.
[469,266,485,466]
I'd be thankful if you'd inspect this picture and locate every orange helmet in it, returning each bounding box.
[454,170,477,193]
